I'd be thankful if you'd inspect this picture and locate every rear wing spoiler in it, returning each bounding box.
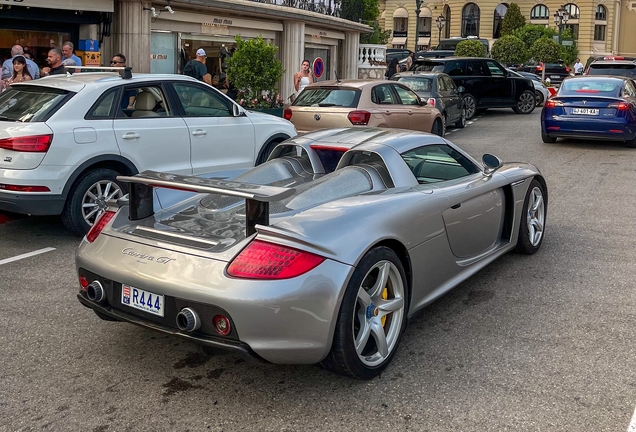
[116,171,295,236]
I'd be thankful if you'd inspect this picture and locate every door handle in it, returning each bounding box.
[451,203,462,209]
[192,129,207,137]
[407,110,414,115]
[121,132,140,140]
[384,111,392,115]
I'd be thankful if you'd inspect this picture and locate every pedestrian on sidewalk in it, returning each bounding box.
[62,41,83,67]
[1,44,40,80]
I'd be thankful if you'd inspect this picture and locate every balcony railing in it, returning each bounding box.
[247,0,342,17]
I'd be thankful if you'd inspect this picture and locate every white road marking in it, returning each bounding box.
[467,121,474,125]
[0,247,56,266]
[627,406,636,432]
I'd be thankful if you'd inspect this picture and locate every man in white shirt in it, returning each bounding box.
[573,58,584,75]
[1,45,40,80]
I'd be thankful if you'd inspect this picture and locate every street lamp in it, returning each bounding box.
[436,14,446,45]
[415,0,423,53]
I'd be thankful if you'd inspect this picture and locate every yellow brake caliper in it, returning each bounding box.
[381,288,388,326]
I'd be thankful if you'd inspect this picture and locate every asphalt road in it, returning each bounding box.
[1,109,635,432]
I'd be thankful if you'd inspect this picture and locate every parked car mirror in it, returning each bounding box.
[482,153,503,175]
[232,104,242,117]
[418,96,428,106]
[457,86,465,93]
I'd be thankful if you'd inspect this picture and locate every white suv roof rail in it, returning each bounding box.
[63,66,133,79]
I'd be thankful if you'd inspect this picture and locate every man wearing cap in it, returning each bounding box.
[183,48,211,84]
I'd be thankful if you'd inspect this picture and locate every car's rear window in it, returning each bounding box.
[0,86,70,122]
[310,147,346,173]
[545,63,566,69]
[559,79,622,97]
[293,88,361,108]
[588,64,636,77]
[412,62,445,73]
[394,76,433,92]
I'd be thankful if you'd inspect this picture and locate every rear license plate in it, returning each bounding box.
[550,75,560,79]
[121,284,164,317]
[572,108,599,115]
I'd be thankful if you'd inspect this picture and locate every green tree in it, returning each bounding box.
[360,21,392,45]
[559,28,579,66]
[529,37,562,64]
[491,35,528,66]
[501,3,526,36]
[341,0,380,24]
[454,40,487,57]
[226,35,284,109]
[513,24,557,51]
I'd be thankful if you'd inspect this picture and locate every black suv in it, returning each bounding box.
[587,60,636,78]
[411,57,536,119]
[517,60,570,86]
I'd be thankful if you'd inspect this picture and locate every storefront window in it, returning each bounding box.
[0,29,70,70]
[181,38,237,90]
[150,32,177,74]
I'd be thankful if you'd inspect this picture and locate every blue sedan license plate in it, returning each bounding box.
[121,284,164,317]
[572,108,599,115]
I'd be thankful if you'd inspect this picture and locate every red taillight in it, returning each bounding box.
[0,134,53,152]
[0,184,50,192]
[79,275,89,291]
[427,98,435,107]
[547,126,560,130]
[213,315,231,336]
[576,89,599,93]
[545,100,556,108]
[86,210,115,243]
[310,144,350,152]
[565,67,570,73]
[608,102,630,111]
[283,108,292,120]
[226,240,325,280]
[347,110,371,125]
[536,65,543,72]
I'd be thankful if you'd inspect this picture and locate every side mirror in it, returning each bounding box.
[457,86,465,93]
[232,103,242,117]
[418,96,428,106]
[482,153,503,175]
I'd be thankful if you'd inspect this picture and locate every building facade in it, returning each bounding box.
[0,0,370,101]
[379,0,636,63]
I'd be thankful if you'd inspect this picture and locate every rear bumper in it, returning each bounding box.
[541,117,635,141]
[0,191,65,215]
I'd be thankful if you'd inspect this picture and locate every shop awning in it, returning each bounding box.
[420,8,433,18]
[15,0,114,12]
[391,37,408,46]
[418,37,431,46]
[393,8,409,18]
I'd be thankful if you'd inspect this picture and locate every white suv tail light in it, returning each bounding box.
[0,134,53,152]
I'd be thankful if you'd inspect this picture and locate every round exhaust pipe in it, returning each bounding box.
[86,281,106,303]
[176,308,201,332]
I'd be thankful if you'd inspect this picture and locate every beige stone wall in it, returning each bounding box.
[382,0,636,63]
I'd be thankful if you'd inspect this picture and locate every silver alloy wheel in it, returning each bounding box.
[518,92,536,113]
[463,95,476,119]
[353,260,405,367]
[442,114,447,136]
[526,186,545,247]
[535,90,544,106]
[459,108,466,127]
[82,180,123,226]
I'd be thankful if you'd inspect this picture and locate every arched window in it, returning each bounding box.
[530,4,549,19]
[444,5,451,38]
[462,3,480,37]
[564,3,579,19]
[392,8,409,48]
[595,4,606,20]
[595,5,607,41]
[493,3,508,38]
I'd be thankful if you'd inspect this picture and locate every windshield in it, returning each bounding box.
[559,79,622,97]
[394,76,433,92]
[0,86,70,122]
[293,88,361,108]
[588,64,636,77]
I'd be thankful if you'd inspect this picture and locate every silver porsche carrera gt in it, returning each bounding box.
[76,127,548,380]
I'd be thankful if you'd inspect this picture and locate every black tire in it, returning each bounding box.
[625,135,636,148]
[535,90,544,106]
[515,179,547,254]
[61,168,126,236]
[321,246,408,380]
[256,139,285,165]
[94,310,119,322]
[454,106,466,128]
[541,131,557,143]
[513,90,536,114]
[432,118,444,137]
[462,94,477,120]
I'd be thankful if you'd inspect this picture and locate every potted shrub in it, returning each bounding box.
[226,35,285,116]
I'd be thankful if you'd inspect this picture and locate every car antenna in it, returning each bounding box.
[334,69,341,83]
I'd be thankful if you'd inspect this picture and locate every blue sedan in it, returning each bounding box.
[541,76,636,148]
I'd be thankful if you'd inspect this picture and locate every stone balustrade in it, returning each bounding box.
[358,44,387,80]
